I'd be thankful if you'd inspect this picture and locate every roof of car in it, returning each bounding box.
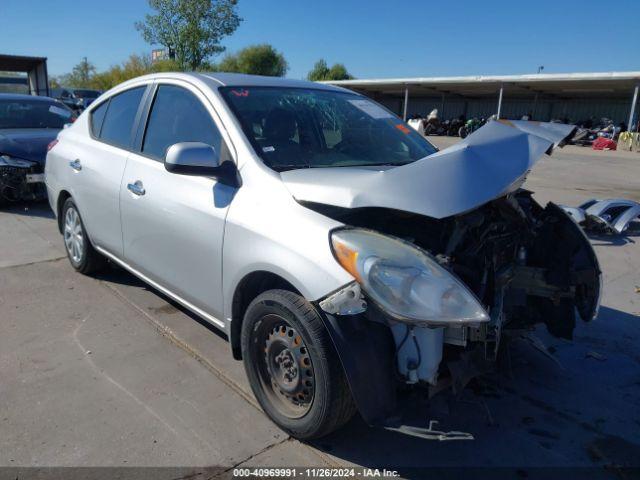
[0,93,58,102]
[198,72,346,91]
[113,72,352,94]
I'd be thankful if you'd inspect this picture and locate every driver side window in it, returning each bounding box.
[142,85,231,162]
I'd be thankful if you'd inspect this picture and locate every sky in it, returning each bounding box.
[2,0,639,79]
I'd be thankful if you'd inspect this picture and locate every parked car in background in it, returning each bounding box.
[45,73,600,439]
[51,87,101,112]
[0,93,75,204]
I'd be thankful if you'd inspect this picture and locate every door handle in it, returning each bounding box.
[69,159,82,171]
[127,180,146,196]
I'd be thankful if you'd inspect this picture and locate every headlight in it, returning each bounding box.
[0,155,37,168]
[330,228,490,326]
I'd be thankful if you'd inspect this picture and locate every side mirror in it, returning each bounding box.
[165,142,241,187]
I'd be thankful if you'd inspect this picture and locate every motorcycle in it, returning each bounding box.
[458,117,483,138]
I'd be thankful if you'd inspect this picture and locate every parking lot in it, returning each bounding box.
[1,139,639,478]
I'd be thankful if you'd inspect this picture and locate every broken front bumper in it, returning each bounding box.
[0,163,46,203]
[561,198,640,235]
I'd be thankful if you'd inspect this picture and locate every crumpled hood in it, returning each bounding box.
[0,128,60,165]
[281,120,576,219]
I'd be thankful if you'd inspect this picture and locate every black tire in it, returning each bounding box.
[61,197,106,274]
[241,289,356,439]
[459,126,468,138]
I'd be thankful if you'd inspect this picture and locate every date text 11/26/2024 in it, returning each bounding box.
[232,468,400,478]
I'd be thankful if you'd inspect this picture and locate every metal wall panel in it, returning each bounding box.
[371,93,634,124]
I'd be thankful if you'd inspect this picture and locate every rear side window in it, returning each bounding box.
[99,87,145,148]
[90,101,108,137]
[142,85,230,161]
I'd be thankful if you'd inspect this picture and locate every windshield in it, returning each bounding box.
[0,99,74,129]
[73,89,100,99]
[220,87,437,171]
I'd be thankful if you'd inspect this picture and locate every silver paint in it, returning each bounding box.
[281,120,575,220]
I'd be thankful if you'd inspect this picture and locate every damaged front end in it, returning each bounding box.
[0,154,46,203]
[302,121,601,426]
[315,193,601,425]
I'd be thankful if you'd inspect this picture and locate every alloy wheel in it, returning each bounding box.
[64,206,84,264]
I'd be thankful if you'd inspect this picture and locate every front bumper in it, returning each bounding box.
[0,165,47,203]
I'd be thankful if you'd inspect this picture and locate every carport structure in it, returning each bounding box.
[0,54,49,96]
[327,72,640,128]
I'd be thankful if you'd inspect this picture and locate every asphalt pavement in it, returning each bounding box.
[1,140,639,479]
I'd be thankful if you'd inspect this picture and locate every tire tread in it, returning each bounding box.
[242,289,356,439]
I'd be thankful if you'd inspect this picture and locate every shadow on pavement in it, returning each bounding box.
[94,263,228,343]
[0,200,54,219]
[587,222,640,246]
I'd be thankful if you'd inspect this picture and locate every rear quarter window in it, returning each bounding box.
[90,101,109,137]
[97,87,145,148]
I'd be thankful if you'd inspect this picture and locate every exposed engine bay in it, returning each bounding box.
[311,189,601,390]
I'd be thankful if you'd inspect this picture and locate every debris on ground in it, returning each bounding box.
[387,420,475,441]
[560,199,640,235]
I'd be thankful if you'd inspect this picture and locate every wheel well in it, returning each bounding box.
[231,271,300,360]
[56,190,72,233]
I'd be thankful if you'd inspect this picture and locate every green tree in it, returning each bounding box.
[88,54,181,91]
[307,59,353,81]
[60,57,97,87]
[135,0,242,70]
[215,44,288,77]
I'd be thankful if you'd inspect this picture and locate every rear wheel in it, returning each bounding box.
[62,197,106,274]
[241,289,356,439]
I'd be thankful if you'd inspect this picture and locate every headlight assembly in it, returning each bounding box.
[330,228,490,326]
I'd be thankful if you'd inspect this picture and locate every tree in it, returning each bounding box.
[60,57,97,87]
[307,59,353,81]
[88,54,181,91]
[215,44,288,77]
[135,0,242,70]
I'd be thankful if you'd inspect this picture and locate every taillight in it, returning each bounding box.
[47,139,59,152]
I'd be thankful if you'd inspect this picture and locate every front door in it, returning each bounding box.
[119,82,236,324]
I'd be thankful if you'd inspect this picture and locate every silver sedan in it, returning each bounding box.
[45,73,600,439]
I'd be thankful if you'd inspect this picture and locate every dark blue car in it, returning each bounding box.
[0,93,75,204]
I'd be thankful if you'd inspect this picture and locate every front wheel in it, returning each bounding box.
[241,289,356,439]
[459,126,468,138]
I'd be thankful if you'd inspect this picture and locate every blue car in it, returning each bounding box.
[0,93,75,203]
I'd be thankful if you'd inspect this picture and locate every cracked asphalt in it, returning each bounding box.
[1,140,639,479]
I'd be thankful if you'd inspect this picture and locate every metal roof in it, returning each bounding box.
[325,71,640,98]
[0,54,48,72]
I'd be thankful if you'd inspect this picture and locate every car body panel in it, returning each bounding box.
[281,120,575,220]
[0,128,59,165]
[611,204,640,234]
[120,152,230,324]
[221,155,354,325]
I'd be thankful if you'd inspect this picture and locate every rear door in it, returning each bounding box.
[119,81,236,325]
[70,85,148,257]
